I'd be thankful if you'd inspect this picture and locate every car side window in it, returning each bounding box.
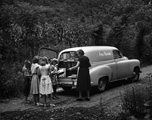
[113,50,122,59]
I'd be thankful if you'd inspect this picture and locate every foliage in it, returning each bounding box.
[1,0,152,63]
[92,23,104,46]
[106,23,124,49]
[0,62,24,98]
[120,84,150,119]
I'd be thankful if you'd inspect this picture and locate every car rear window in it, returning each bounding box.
[60,51,78,61]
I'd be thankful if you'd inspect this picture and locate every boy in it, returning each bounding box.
[22,60,31,103]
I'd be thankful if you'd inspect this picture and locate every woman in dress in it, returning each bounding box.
[69,49,91,101]
[30,56,40,106]
[39,57,55,107]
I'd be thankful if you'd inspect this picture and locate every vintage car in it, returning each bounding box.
[39,46,141,92]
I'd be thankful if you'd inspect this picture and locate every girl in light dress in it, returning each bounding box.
[39,57,55,107]
[30,56,40,106]
[51,58,59,99]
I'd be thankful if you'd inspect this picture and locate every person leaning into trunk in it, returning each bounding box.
[68,49,91,101]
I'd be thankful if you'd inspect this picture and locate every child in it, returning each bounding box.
[51,58,59,99]
[30,56,40,106]
[39,57,55,107]
[22,60,31,103]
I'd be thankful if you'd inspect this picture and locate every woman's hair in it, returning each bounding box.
[43,56,49,64]
[77,49,84,56]
[24,60,31,69]
[51,58,58,64]
[32,56,39,64]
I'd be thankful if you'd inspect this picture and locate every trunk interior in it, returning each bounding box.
[58,61,77,77]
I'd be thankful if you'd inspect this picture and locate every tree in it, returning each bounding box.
[92,23,104,46]
[106,22,124,49]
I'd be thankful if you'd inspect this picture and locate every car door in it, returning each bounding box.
[113,50,130,80]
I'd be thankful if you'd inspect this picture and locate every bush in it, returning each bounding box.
[0,62,24,99]
[120,84,149,118]
[145,81,152,118]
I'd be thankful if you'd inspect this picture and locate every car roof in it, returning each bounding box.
[60,46,118,53]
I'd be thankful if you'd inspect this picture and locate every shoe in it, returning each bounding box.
[36,103,41,106]
[50,103,55,107]
[52,96,56,100]
[85,98,90,101]
[76,98,83,101]
[38,103,43,106]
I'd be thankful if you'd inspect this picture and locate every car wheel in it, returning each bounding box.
[62,86,72,92]
[98,78,107,92]
[132,68,140,82]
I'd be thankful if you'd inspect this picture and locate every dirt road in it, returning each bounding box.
[0,65,152,113]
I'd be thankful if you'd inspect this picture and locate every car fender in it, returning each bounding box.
[128,59,140,72]
[90,65,112,85]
